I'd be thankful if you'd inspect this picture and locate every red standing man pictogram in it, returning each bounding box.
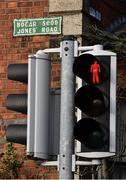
[90,60,101,84]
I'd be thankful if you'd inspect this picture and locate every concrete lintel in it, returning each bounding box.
[49,0,83,12]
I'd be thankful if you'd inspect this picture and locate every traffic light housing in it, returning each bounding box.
[73,49,117,158]
[6,52,52,160]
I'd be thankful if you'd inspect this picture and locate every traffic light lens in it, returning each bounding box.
[73,54,109,85]
[75,85,108,117]
[74,118,108,149]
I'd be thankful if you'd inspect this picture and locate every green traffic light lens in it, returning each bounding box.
[74,118,108,149]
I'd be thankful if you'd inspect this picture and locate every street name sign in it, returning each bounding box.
[13,16,62,37]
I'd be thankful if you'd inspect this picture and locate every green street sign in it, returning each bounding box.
[13,16,62,37]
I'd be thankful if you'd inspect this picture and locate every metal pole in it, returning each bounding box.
[59,36,76,179]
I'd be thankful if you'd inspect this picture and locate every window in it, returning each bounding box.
[89,7,102,21]
[106,16,126,32]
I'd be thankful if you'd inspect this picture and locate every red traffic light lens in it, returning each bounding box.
[73,54,109,85]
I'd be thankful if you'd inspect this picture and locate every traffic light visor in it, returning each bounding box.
[6,94,27,114]
[6,124,27,145]
[7,64,28,83]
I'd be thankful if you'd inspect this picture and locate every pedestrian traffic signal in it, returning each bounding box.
[73,50,117,158]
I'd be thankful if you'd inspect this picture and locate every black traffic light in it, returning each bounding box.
[73,51,117,158]
[6,63,28,145]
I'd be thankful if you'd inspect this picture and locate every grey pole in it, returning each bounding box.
[59,36,76,179]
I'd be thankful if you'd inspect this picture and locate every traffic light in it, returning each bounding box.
[73,50,117,158]
[6,51,52,160]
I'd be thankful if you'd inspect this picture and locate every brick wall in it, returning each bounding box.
[0,0,49,122]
